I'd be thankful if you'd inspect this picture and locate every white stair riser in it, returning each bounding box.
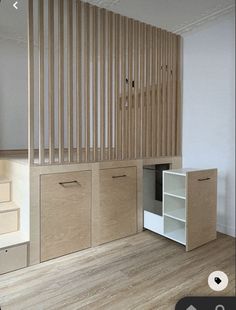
[0,182,11,203]
[0,210,19,235]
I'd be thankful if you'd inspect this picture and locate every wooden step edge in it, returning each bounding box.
[0,177,11,184]
[0,202,20,213]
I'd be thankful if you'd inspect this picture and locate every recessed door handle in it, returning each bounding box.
[59,180,81,187]
[198,177,211,182]
[112,175,127,179]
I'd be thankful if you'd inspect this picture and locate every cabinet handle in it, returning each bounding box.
[59,180,81,187]
[112,175,127,179]
[198,177,211,182]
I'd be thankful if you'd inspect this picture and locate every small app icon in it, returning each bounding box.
[214,277,222,285]
[208,271,229,291]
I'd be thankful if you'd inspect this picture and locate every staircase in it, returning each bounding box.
[0,177,20,235]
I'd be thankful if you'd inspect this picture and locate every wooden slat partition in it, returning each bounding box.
[28,0,182,165]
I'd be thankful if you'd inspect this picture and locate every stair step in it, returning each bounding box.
[0,202,20,212]
[0,202,19,236]
[0,176,10,184]
[0,177,11,203]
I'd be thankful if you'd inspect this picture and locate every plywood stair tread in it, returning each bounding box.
[0,231,29,249]
[0,176,11,184]
[0,202,20,213]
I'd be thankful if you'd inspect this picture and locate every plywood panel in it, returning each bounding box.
[0,210,19,235]
[93,166,137,245]
[0,244,27,275]
[41,171,92,262]
[186,169,217,251]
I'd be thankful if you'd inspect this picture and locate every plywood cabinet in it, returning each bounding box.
[163,168,217,251]
[41,171,92,262]
[186,169,217,251]
[93,166,137,246]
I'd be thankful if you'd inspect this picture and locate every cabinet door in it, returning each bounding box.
[41,171,91,262]
[93,166,137,246]
[0,244,27,275]
[186,169,217,251]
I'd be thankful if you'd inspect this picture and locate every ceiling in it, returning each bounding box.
[0,0,234,41]
[83,0,235,33]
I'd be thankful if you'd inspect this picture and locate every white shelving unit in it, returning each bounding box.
[163,170,186,245]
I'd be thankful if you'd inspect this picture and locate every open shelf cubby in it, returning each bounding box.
[163,172,186,199]
[163,194,186,222]
[164,216,186,245]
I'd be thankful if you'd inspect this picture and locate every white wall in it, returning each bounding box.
[0,37,28,149]
[182,11,235,237]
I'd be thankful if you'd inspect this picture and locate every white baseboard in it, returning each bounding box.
[217,223,235,237]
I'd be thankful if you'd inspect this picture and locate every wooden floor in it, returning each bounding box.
[0,231,235,310]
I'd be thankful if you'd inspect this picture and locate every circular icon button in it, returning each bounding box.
[208,271,229,291]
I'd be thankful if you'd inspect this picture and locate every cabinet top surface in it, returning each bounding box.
[164,168,217,176]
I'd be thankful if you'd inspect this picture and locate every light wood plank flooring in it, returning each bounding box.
[0,231,235,310]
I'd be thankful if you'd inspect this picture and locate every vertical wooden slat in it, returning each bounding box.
[121,17,126,160]
[118,15,123,160]
[28,0,34,164]
[38,0,45,164]
[127,19,133,159]
[140,23,145,159]
[171,35,177,156]
[149,26,153,158]
[58,0,64,163]
[67,0,73,162]
[134,21,139,159]
[48,0,54,164]
[176,35,182,156]
[115,14,120,160]
[107,12,113,160]
[156,28,161,157]
[85,3,90,162]
[145,25,151,158]
[161,30,167,156]
[151,27,157,158]
[76,0,82,163]
[166,32,172,156]
[93,7,98,162]
[100,9,105,161]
